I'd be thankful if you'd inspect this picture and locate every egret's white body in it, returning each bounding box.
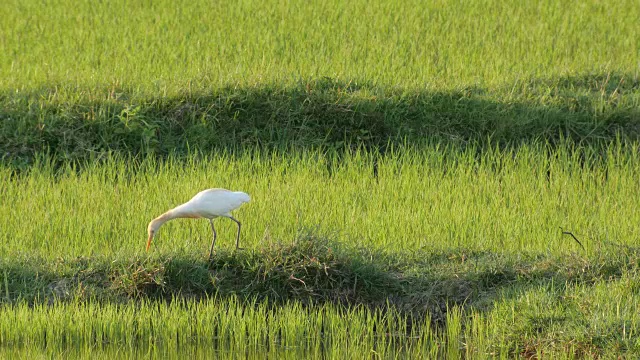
[147,188,250,258]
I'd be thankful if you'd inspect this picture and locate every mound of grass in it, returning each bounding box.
[2,74,639,169]
[3,0,638,168]
[1,232,394,305]
[2,230,637,310]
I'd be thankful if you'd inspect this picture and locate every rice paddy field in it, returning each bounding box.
[1,0,640,358]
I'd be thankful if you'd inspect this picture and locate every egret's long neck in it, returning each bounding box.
[152,211,173,227]
[152,206,199,227]
[153,208,184,227]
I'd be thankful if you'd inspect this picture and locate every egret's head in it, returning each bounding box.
[146,219,162,251]
[237,191,251,203]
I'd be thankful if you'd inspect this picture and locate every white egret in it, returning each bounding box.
[146,188,250,259]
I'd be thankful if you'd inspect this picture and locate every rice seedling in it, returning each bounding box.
[1,143,638,258]
[1,0,637,91]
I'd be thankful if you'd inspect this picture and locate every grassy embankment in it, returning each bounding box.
[2,0,639,167]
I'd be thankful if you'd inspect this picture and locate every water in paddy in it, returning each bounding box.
[0,299,452,359]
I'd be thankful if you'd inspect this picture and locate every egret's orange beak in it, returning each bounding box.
[146,234,153,251]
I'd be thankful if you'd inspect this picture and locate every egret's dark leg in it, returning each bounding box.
[208,219,217,260]
[228,216,242,250]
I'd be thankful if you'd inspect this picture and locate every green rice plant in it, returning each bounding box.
[1,0,637,91]
[0,297,449,358]
[1,143,638,261]
[4,284,634,358]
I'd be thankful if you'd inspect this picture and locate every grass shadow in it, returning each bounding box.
[1,73,639,170]
[2,230,637,325]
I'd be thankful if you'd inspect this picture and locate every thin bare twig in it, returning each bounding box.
[559,227,585,250]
